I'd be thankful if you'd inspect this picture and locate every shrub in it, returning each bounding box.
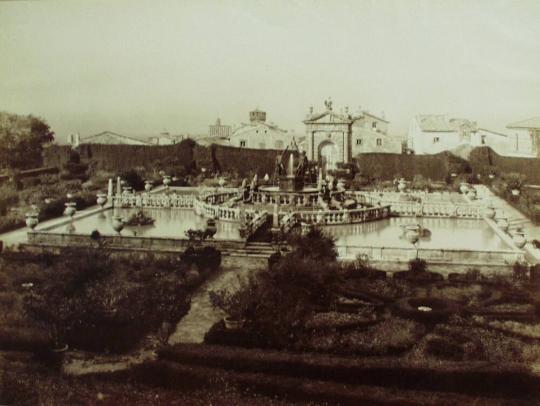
[119,169,145,191]
[425,337,464,361]
[408,258,427,273]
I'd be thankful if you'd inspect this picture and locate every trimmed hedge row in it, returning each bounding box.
[470,146,540,184]
[156,344,540,398]
[43,141,279,177]
[354,151,468,181]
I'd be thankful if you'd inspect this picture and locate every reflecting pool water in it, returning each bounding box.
[325,217,509,251]
[49,208,241,240]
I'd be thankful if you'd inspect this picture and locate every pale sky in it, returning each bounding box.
[1,0,539,141]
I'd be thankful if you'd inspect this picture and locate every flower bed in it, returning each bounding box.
[304,311,378,330]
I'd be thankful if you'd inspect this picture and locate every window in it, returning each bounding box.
[372,121,377,129]
[376,138,382,146]
[481,135,486,145]
[356,138,362,145]
[433,137,439,143]
[240,140,246,147]
[256,130,259,134]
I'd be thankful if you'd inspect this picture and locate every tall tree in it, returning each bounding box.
[0,112,55,170]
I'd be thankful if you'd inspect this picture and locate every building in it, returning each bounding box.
[229,109,292,150]
[148,132,184,145]
[407,115,478,155]
[208,118,232,138]
[67,131,150,146]
[506,117,540,157]
[303,100,401,169]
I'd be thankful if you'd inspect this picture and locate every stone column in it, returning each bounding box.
[116,177,122,196]
[107,179,114,199]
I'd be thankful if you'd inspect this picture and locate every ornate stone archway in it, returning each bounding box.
[318,140,339,171]
[303,100,353,166]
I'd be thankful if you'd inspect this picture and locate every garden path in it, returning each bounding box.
[168,266,256,345]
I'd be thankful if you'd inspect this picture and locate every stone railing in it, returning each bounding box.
[336,244,524,265]
[193,197,240,221]
[241,210,269,239]
[251,190,320,206]
[344,191,482,219]
[286,205,391,226]
[112,193,194,209]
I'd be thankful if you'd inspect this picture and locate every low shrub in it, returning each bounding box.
[408,258,427,272]
[425,337,464,361]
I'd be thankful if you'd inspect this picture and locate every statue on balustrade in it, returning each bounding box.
[274,145,289,179]
[295,150,308,178]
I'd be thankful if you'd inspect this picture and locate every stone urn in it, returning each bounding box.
[25,212,39,230]
[488,173,495,180]
[467,188,477,199]
[163,175,171,188]
[224,316,244,330]
[96,192,107,208]
[398,178,407,193]
[484,205,496,219]
[496,217,509,232]
[144,180,153,192]
[112,216,124,234]
[337,179,346,192]
[459,183,469,194]
[511,189,520,196]
[316,210,325,224]
[218,177,226,188]
[205,218,217,238]
[64,202,76,218]
[512,230,527,249]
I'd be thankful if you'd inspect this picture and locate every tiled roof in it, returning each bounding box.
[477,128,508,138]
[415,115,477,133]
[231,121,287,137]
[507,117,540,129]
[81,131,150,145]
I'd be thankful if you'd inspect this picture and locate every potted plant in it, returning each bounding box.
[25,288,72,369]
[209,287,249,330]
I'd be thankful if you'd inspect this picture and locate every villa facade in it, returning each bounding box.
[506,117,540,157]
[228,109,293,150]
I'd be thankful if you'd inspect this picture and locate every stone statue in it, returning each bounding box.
[274,145,289,178]
[295,150,308,178]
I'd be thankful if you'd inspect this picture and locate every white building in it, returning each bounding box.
[407,115,478,155]
[148,132,184,145]
[506,117,540,157]
[229,109,292,150]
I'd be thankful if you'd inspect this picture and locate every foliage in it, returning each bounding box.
[119,169,145,191]
[0,112,54,169]
[125,210,155,226]
[512,262,529,283]
[287,227,337,262]
[408,257,428,272]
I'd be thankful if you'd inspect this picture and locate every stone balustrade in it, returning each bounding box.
[242,210,269,239]
[112,193,194,209]
[344,191,482,219]
[286,205,391,227]
[336,244,524,265]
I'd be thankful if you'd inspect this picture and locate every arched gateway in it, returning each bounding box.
[303,99,353,167]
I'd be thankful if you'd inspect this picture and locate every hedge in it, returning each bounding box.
[155,344,540,398]
[469,146,540,184]
[43,140,278,177]
[354,151,469,181]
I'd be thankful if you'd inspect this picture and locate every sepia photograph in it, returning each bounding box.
[1,0,540,404]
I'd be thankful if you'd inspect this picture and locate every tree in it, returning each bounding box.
[0,112,55,170]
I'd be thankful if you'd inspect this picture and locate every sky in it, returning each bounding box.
[1,0,540,142]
